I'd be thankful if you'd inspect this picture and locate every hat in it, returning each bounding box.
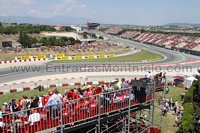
[4,102,7,105]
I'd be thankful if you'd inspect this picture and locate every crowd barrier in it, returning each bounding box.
[0,85,158,133]
[0,58,48,65]
[53,54,115,60]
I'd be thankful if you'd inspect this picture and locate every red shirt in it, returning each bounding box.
[17,101,22,109]
[72,92,79,99]
[66,90,73,99]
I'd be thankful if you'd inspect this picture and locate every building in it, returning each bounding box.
[87,20,100,30]
[54,26,64,31]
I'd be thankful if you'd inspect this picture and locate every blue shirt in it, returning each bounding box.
[0,111,2,119]
[121,82,127,89]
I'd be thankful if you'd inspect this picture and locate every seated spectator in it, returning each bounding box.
[15,114,23,128]
[28,109,41,125]
[113,93,122,104]
[0,120,4,130]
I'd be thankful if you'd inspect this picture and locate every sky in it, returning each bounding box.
[0,0,200,25]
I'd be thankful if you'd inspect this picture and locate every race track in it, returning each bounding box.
[0,32,200,84]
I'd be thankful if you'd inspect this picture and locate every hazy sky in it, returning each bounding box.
[0,0,200,25]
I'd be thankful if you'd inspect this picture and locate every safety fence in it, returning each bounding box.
[0,84,160,133]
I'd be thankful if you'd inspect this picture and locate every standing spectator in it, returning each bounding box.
[174,105,177,114]
[162,106,167,116]
[1,102,8,114]
[45,89,62,119]
[121,78,127,89]
[115,78,121,89]
[146,71,152,79]
[21,96,27,110]
[30,96,39,108]
[165,87,169,94]
[11,99,18,112]
[11,99,18,120]
[0,109,2,119]
[169,97,173,110]
[169,97,172,110]
[111,80,119,91]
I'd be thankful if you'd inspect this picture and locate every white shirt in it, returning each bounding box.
[146,73,152,78]
[0,122,4,128]
[58,93,63,99]
[175,101,178,107]
[39,97,43,107]
[28,112,41,125]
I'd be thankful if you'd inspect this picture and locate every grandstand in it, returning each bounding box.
[0,75,165,133]
[192,44,200,51]
[176,42,188,48]
[132,32,200,50]
[105,27,123,35]
[120,31,140,39]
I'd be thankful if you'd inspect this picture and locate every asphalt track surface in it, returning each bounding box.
[0,32,200,84]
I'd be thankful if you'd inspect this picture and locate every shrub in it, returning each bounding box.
[184,86,194,103]
[179,103,194,133]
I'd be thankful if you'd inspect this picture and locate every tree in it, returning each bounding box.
[64,26,73,32]
[179,69,200,133]
[91,33,97,38]
[140,29,145,33]
[75,39,81,43]
[179,103,194,133]
[83,33,88,39]
[99,36,104,39]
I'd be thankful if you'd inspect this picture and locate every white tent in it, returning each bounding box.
[184,76,197,88]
